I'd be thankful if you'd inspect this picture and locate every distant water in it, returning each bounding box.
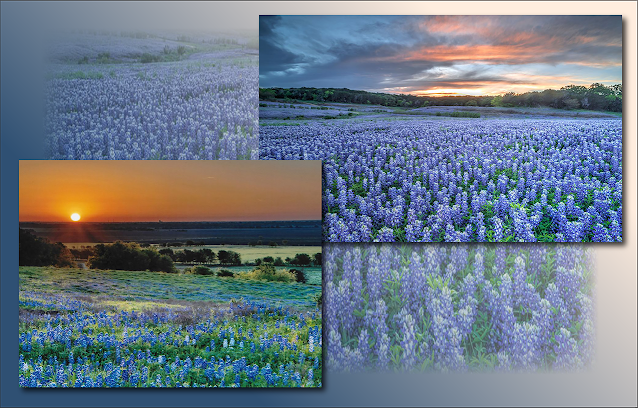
[19,221,322,246]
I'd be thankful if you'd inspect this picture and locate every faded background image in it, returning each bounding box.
[325,243,594,372]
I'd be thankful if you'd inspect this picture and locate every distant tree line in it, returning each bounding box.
[69,244,320,268]
[158,248,242,266]
[19,229,75,268]
[88,242,175,273]
[259,83,622,112]
[190,263,309,284]
[20,227,320,275]
[19,230,177,273]
[254,253,321,267]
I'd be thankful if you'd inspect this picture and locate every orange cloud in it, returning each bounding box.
[376,41,620,68]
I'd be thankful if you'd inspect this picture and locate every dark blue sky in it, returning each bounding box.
[259,15,622,95]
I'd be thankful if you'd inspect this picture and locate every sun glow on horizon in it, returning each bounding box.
[19,161,322,222]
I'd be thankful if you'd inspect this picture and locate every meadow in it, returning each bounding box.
[45,32,258,160]
[19,266,322,387]
[172,265,323,286]
[324,243,594,372]
[157,245,323,264]
[260,109,622,242]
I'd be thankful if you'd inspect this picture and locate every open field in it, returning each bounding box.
[260,107,622,242]
[172,265,322,286]
[20,267,320,308]
[19,266,321,387]
[259,100,621,123]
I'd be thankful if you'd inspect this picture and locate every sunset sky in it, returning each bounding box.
[19,161,321,222]
[259,15,622,96]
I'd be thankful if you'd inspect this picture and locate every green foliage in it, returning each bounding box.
[88,241,175,273]
[96,52,111,64]
[449,111,481,118]
[239,263,295,283]
[259,88,277,101]
[69,246,95,259]
[20,266,321,308]
[190,265,214,276]
[289,269,308,284]
[140,53,162,63]
[216,269,235,278]
[493,167,518,181]
[19,229,75,268]
[290,253,312,266]
[259,82,623,113]
[217,250,241,266]
[158,248,174,257]
[55,71,104,80]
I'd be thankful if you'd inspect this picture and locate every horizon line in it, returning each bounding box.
[19,219,322,223]
[260,83,622,98]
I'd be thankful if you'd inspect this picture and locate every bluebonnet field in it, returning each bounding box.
[324,243,594,372]
[18,267,321,387]
[260,119,622,242]
[46,33,258,160]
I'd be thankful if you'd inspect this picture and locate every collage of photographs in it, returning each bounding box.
[1,1,636,407]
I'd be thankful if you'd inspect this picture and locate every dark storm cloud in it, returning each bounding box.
[259,16,306,74]
[259,15,622,95]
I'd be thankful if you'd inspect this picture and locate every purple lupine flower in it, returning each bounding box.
[262,119,620,242]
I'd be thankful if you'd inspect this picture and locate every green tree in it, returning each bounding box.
[218,250,241,266]
[259,88,277,101]
[324,89,334,101]
[88,241,175,273]
[19,229,75,267]
[292,253,311,266]
[289,269,307,283]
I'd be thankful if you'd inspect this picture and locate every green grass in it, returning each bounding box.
[157,245,322,263]
[52,71,104,80]
[449,111,481,118]
[19,266,320,309]
[176,265,322,286]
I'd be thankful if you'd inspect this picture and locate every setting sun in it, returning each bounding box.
[70,213,81,222]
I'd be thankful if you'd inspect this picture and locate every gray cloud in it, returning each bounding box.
[259,16,306,75]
